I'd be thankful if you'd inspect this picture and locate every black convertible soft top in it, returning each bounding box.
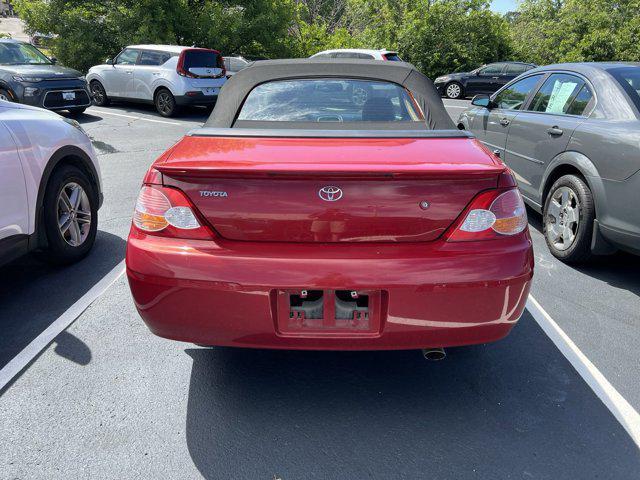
[204,59,456,131]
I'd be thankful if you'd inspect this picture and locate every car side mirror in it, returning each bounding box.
[105,58,114,65]
[471,94,493,108]
[50,56,57,64]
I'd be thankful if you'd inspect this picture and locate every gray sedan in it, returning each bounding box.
[458,62,640,263]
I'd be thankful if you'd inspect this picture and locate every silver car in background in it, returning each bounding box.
[87,45,226,117]
[458,63,640,263]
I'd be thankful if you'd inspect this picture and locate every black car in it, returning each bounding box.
[0,39,91,114]
[434,61,537,99]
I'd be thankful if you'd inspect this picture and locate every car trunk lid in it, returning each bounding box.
[157,134,505,243]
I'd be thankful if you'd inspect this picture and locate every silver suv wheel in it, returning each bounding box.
[57,182,92,247]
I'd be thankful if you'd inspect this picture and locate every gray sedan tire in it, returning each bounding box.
[543,174,594,264]
[445,82,463,99]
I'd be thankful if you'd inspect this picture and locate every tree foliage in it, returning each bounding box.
[14,0,297,71]
[13,0,640,76]
[511,0,640,65]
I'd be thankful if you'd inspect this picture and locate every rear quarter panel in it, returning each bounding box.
[562,119,640,240]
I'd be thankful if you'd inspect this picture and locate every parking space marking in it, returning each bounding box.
[527,294,640,447]
[0,260,126,393]
[2,251,638,451]
[88,108,183,126]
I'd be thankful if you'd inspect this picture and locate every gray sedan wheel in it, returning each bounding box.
[543,174,594,263]
[445,82,463,99]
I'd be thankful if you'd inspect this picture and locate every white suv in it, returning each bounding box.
[310,49,402,61]
[86,45,227,117]
[0,100,102,267]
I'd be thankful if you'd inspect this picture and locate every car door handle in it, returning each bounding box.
[500,117,510,127]
[125,70,133,74]
[547,126,564,136]
[492,76,500,79]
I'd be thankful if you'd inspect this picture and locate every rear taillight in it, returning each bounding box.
[133,185,213,239]
[176,50,194,78]
[446,188,528,241]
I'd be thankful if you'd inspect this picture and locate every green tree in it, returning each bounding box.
[14,0,298,71]
[511,0,640,64]
[396,0,512,78]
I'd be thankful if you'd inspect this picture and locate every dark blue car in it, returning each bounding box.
[0,39,91,114]
[434,61,537,99]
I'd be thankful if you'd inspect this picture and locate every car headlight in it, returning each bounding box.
[63,117,87,136]
[78,76,86,82]
[435,76,448,83]
[12,75,44,82]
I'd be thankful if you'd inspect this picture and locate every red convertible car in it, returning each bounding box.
[126,60,534,354]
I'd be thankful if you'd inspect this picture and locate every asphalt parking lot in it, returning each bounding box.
[1,99,639,479]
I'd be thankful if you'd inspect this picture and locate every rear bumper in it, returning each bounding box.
[175,92,218,106]
[126,230,534,350]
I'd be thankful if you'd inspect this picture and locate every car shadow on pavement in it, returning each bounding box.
[58,111,104,124]
[184,313,640,480]
[0,230,125,371]
[90,102,211,122]
[527,206,640,298]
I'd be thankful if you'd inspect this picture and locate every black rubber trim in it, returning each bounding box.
[190,127,474,139]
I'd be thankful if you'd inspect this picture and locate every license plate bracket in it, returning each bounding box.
[62,91,76,101]
[276,289,382,336]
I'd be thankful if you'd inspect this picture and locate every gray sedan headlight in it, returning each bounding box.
[435,76,448,83]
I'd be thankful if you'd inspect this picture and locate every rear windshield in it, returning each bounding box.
[183,49,223,69]
[384,53,402,62]
[608,66,640,113]
[236,79,423,123]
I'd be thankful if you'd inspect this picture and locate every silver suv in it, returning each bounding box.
[86,45,226,117]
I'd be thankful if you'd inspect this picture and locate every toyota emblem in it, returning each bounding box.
[318,186,343,202]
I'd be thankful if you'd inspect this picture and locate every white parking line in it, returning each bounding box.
[444,105,468,109]
[527,294,640,448]
[88,108,183,126]
[0,260,126,392]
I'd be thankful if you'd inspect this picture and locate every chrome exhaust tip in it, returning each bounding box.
[422,347,446,361]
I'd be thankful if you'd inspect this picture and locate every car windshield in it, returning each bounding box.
[0,42,51,65]
[608,66,640,113]
[236,78,424,123]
